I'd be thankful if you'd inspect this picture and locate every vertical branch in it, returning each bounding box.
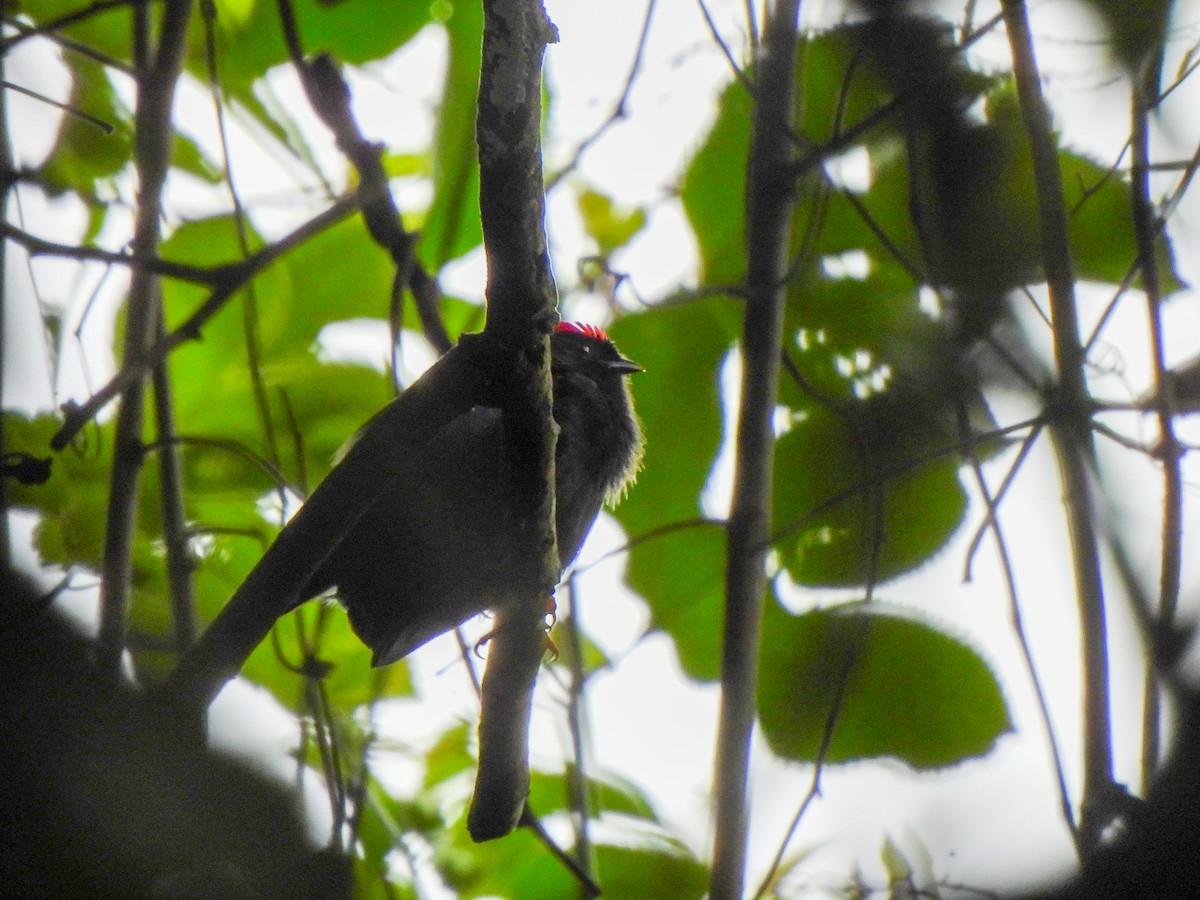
[1000,0,1114,853]
[0,51,12,569]
[97,0,194,675]
[563,575,595,880]
[467,0,561,843]
[710,2,800,898]
[1130,50,1179,788]
[151,312,198,650]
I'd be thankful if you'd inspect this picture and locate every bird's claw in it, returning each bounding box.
[473,595,559,660]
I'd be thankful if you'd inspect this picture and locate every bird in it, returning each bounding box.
[298,322,644,667]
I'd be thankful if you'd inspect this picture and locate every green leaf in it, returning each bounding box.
[172,130,223,183]
[436,820,707,900]
[1062,148,1183,294]
[771,399,969,587]
[680,79,751,287]
[591,841,708,900]
[418,1,484,268]
[423,721,476,790]
[19,0,135,65]
[6,413,111,572]
[577,188,647,255]
[38,57,132,198]
[1077,0,1171,70]
[758,599,1012,768]
[607,299,739,681]
[527,766,659,822]
[194,0,431,106]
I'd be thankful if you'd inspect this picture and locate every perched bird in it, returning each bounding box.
[299,322,644,667]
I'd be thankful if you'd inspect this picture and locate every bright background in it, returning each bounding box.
[7,0,1200,896]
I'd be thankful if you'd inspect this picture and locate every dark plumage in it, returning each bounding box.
[300,323,643,666]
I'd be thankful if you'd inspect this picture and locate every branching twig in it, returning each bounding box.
[277,0,451,355]
[545,0,657,192]
[50,196,357,450]
[96,0,194,676]
[1000,0,1114,854]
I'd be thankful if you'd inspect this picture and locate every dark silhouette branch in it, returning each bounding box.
[277,0,452,355]
[467,0,562,844]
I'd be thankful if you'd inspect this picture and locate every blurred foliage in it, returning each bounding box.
[3,0,1184,896]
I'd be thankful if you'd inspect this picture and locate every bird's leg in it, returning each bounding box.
[474,595,559,660]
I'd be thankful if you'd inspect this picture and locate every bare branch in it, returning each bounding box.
[710,2,800,897]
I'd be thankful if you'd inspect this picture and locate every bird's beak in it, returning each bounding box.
[606,355,643,375]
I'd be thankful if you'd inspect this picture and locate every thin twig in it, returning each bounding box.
[0,221,220,283]
[562,573,595,881]
[0,0,164,52]
[151,310,198,651]
[50,195,358,450]
[546,0,657,191]
[202,0,282,468]
[959,406,1077,841]
[1,80,115,133]
[1130,48,1181,791]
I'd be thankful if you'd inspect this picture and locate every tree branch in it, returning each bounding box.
[1000,0,1114,855]
[467,0,561,844]
[1130,50,1180,792]
[50,196,357,450]
[96,0,193,677]
[710,2,800,898]
[276,0,452,353]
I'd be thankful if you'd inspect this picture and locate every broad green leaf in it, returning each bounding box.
[758,599,1012,768]
[1063,149,1183,294]
[242,602,412,711]
[608,299,739,681]
[527,766,658,822]
[7,413,111,572]
[577,188,647,255]
[423,720,476,790]
[435,817,707,900]
[276,215,397,348]
[680,79,751,287]
[196,0,431,104]
[772,400,968,587]
[38,57,132,198]
[591,842,708,900]
[18,0,135,64]
[172,131,223,183]
[418,1,484,268]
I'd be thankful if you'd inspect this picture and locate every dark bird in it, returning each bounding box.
[299,322,644,666]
